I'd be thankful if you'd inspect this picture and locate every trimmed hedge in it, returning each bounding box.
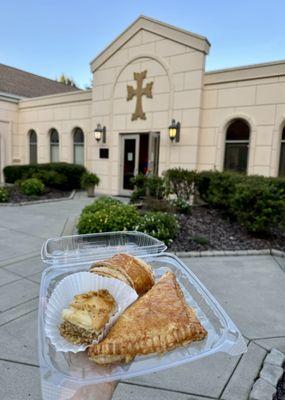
[195,170,285,234]
[3,163,86,190]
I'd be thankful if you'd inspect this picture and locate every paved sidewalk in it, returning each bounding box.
[0,193,284,399]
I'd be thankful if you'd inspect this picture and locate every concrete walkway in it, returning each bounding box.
[0,192,284,400]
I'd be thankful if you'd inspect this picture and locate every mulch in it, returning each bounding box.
[169,206,285,252]
[274,367,285,400]
[5,186,71,203]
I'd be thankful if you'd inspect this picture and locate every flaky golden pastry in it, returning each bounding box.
[88,272,207,364]
[90,253,155,295]
[60,290,117,345]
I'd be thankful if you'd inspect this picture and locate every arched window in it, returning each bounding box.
[224,119,250,173]
[278,126,285,177]
[29,130,37,164]
[50,129,59,163]
[73,127,84,165]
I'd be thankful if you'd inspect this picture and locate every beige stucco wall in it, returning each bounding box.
[18,90,92,166]
[0,97,19,177]
[200,62,285,176]
[92,29,206,194]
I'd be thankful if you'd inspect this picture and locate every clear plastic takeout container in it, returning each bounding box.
[39,231,247,400]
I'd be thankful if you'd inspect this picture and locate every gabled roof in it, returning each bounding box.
[90,15,210,72]
[0,63,80,98]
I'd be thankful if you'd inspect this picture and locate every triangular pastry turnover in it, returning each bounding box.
[88,271,207,364]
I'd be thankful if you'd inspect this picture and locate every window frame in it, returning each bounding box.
[28,129,37,164]
[223,119,250,174]
[278,126,285,177]
[73,127,84,165]
[49,129,60,163]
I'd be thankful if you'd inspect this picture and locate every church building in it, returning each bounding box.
[1,15,285,195]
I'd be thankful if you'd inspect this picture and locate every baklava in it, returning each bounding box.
[59,289,117,345]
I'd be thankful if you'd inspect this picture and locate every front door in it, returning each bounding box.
[122,135,139,194]
[120,132,160,195]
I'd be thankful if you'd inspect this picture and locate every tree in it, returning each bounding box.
[57,73,78,88]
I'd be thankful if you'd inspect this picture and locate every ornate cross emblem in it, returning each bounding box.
[127,70,153,121]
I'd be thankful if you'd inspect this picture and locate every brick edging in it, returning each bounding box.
[249,348,285,400]
[175,249,285,258]
[0,190,76,206]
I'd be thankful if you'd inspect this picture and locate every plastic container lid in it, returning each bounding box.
[41,231,167,267]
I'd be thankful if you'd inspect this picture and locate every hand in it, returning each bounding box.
[68,381,118,400]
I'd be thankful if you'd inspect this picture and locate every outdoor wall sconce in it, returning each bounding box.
[168,119,180,142]
[94,123,106,143]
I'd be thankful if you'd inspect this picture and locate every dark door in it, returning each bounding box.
[122,135,138,190]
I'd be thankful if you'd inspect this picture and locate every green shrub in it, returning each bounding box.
[230,177,285,233]
[3,162,86,190]
[195,171,285,234]
[195,170,243,208]
[130,174,165,202]
[80,172,100,189]
[164,168,196,201]
[81,196,122,215]
[194,170,218,202]
[137,211,179,244]
[130,174,147,202]
[20,178,45,196]
[77,201,141,234]
[171,197,192,214]
[146,176,165,199]
[0,187,9,202]
[32,170,67,189]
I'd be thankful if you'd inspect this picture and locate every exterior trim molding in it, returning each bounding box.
[90,15,210,72]
[205,59,285,85]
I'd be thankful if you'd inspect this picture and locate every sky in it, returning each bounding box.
[1,0,285,88]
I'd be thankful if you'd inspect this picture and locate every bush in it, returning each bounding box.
[164,168,196,201]
[81,196,122,215]
[230,177,285,233]
[195,170,243,208]
[3,162,86,190]
[130,174,165,202]
[146,176,165,199]
[130,174,147,203]
[20,178,45,196]
[195,171,285,234]
[137,211,179,244]
[32,170,67,189]
[171,197,192,214]
[0,187,9,202]
[81,172,100,189]
[77,200,141,234]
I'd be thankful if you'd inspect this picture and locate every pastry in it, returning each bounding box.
[88,272,207,364]
[59,290,117,345]
[90,253,155,295]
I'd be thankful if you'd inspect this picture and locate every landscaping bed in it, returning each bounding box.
[5,185,72,203]
[168,205,285,252]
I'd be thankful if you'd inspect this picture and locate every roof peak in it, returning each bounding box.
[90,15,210,72]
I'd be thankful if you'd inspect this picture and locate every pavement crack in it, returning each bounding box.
[0,357,39,368]
[0,296,39,315]
[121,381,219,399]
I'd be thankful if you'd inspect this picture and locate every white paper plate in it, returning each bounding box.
[45,272,138,353]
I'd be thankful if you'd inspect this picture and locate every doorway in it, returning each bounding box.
[120,132,160,195]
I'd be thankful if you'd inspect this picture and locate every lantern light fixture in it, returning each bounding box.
[94,123,106,143]
[168,119,180,142]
